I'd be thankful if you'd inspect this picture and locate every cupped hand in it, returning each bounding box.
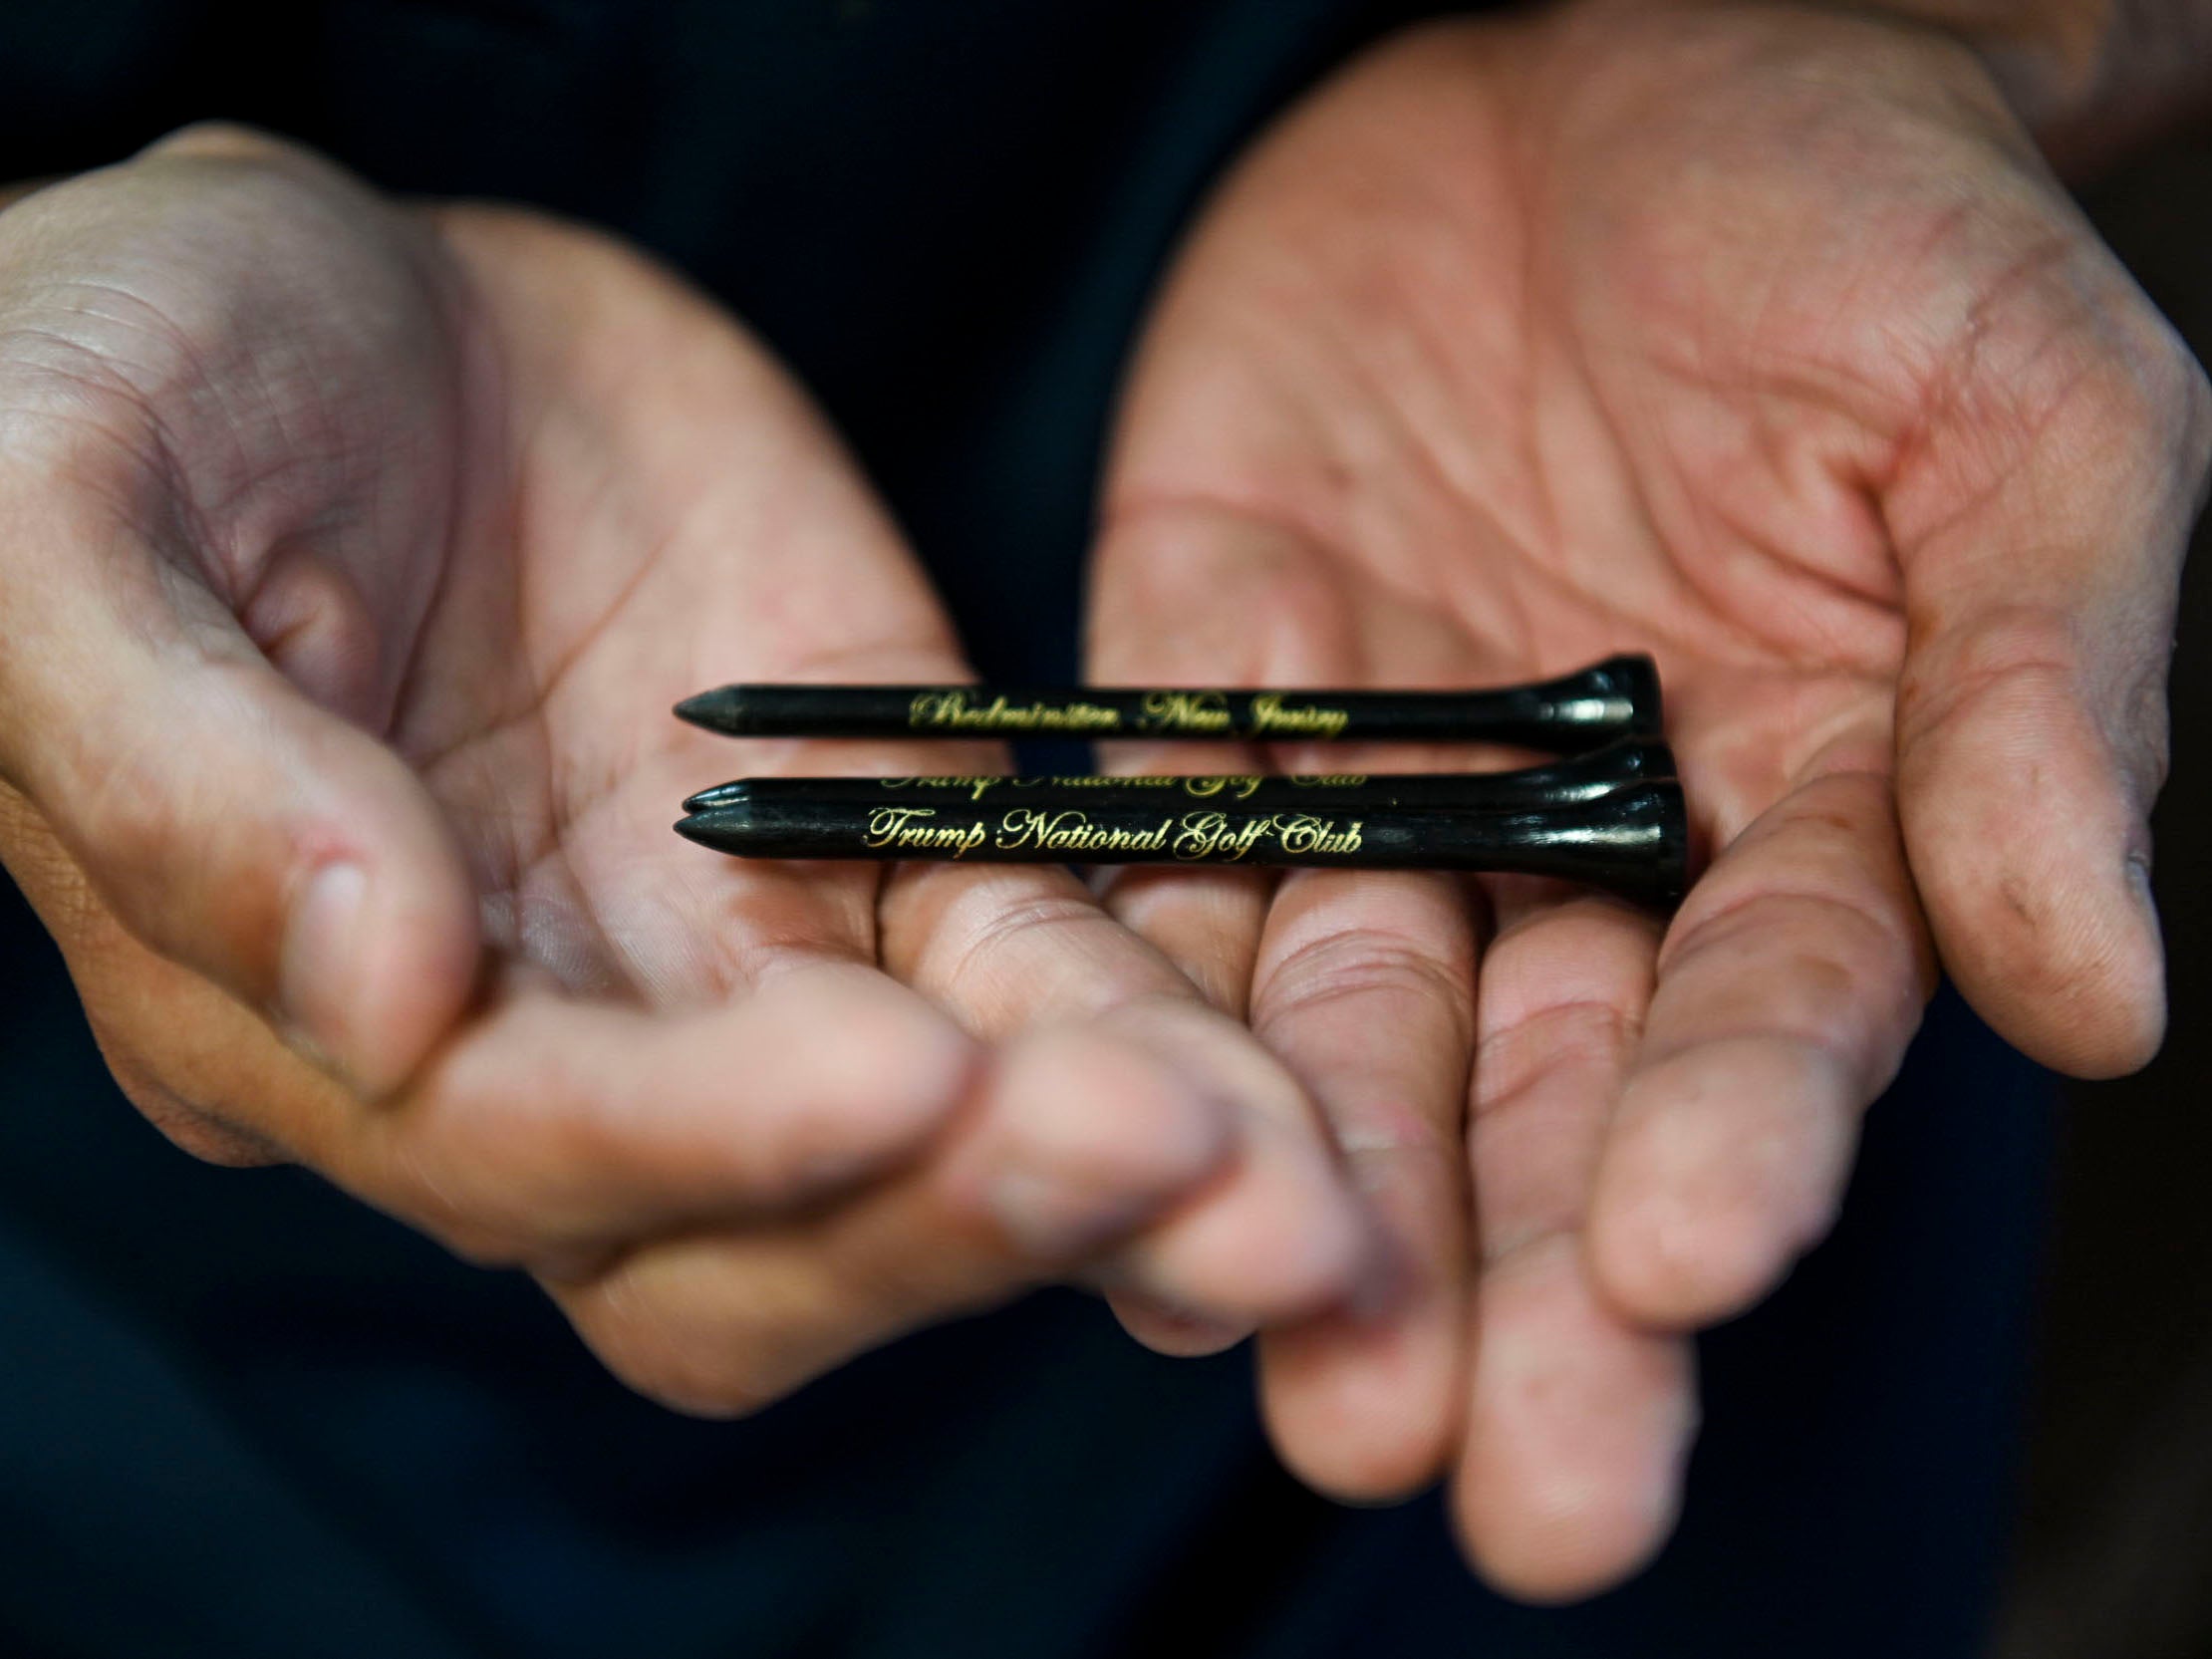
[0,128,1380,1416]
[1087,0,2208,1597]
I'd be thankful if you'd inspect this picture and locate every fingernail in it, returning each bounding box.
[279,861,368,1078]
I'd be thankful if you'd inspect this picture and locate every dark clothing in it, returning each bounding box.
[0,4,2049,1654]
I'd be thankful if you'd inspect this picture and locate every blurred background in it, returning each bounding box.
[1999,130,2212,1659]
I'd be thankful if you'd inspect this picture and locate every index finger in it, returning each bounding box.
[324,962,982,1267]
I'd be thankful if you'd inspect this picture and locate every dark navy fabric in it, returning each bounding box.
[0,4,2050,1653]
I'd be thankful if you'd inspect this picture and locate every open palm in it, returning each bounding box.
[1089,0,2208,1597]
[0,129,1373,1419]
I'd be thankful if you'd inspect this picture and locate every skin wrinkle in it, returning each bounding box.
[1878,228,2102,539]
[1655,891,1928,1059]
[36,274,321,584]
[403,403,616,780]
[392,254,580,775]
[1272,309,1427,594]
[723,626,972,697]
[914,888,1160,1024]
[1470,1127,1618,1279]
[1281,222,1585,658]
[411,489,644,838]
[1695,483,1908,665]
[10,255,458,716]
[1474,999,1645,1114]
[1351,188,1545,578]
[1470,1156,1614,1272]
[440,727,559,903]
[383,251,514,755]
[1130,239,1565,670]
[500,834,631,996]
[1254,927,1478,1050]
[1097,498,1382,693]
[1624,311,1916,454]
[375,317,743,1008]
[1495,23,1579,583]
[1498,142,1800,664]
[1895,622,2083,750]
[1374,386,1556,663]
[1552,233,1897,668]
[383,479,508,748]
[1558,371,1773,661]
[1732,404,1899,621]
[545,759,875,1004]
[1546,134,2008,663]
[721,927,884,1000]
[1368,362,1665,665]
[0,331,243,605]
[521,516,677,798]
[1474,1212,1585,1276]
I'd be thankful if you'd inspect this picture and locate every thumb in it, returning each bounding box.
[1891,268,2211,1078]
[0,482,479,1097]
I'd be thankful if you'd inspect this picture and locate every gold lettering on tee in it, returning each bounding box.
[1275,814,1364,855]
[1172,812,1277,862]
[907,691,1123,733]
[863,806,989,857]
[1136,692,1233,733]
[1248,693,1350,737]
[873,774,1368,799]
[995,810,1174,855]
[1172,812,1365,860]
[861,806,1372,864]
